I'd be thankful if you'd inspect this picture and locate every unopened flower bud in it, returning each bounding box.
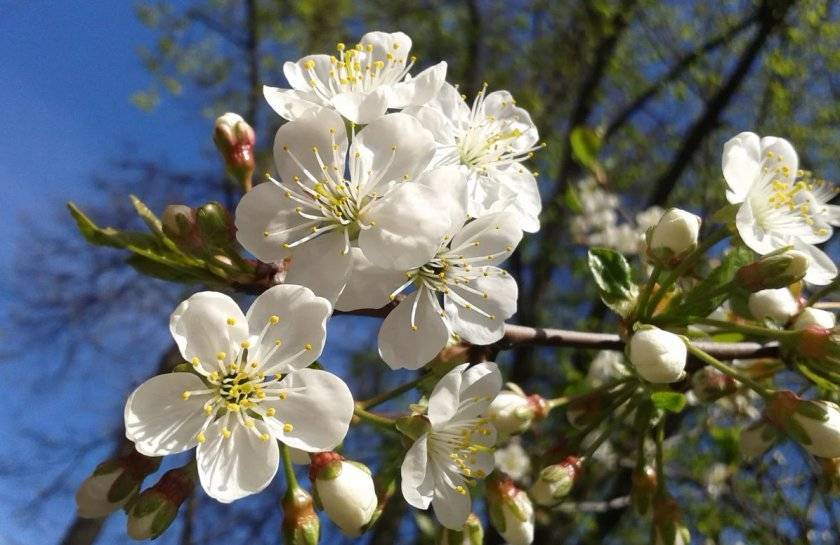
[282,487,319,545]
[196,202,235,250]
[630,466,657,515]
[126,462,197,540]
[628,327,687,384]
[793,308,836,330]
[792,324,834,359]
[487,384,548,441]
[76,451,160,519]
[767,391,840,459]
[310,453,377,537]
[739,420,776,460]
[529,456,581,506]
[652,495,690,545]
[161,205,202,251]
[748,288,799,324]
[213,112,256,191]
[647,208,701,264]
[691,367,737,402]
[486,473,535,545]
[438,513,484,545]
[735,250,810,292]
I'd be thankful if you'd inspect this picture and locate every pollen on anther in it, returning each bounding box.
[241,340,251,349]
[259,433,271,441]
[191,357,200,367]
[181,391,191,400]
[283,423,294,432]
[411,325,418,331]
[274,339,283,346]
[196,432,206,443]
[216,352,227,361]
[227,317,237,326]
[304,343,313,350]
[221,427,232,438]
[265,407,276,417]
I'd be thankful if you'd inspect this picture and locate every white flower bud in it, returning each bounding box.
[76,471,126,518]
[648,208,701,256]
[628,327,687,384]
[487,389,534,440]
[748,288,799,323]
[76,452,160,519]
[739,421,776,459]
[313,459,377,537]
[793,307,836,330]
[529,457,580,506]
[792,401,840,459]
[487,475,535,545]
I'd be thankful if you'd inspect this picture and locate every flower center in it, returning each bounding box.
[429,417,495,487]
[756,151,830,238]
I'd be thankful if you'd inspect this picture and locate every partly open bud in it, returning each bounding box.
[739,420,777,460]
[76,451,160,518]
[438,513,484,545]
[628,327,687,384]
[791,324,835,359]
[691,367,736,402]
[646,208,701,265]
[310,452,377,537]
[486,473,535,545]
[734,250,810,292]
[126,462,197,540]
[161,205,202,252]
[766,391,840,459]
[528,456,581,506]
[487,384,548,441]
[630,466,657,515]
[793,308,836,330]
[748,288,799,324]
[282,487,320,545]
[652,494,690,545]
[213,112,256,191]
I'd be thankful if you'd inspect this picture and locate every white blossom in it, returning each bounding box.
[406,82,542,232]
[792,401,840,459]
[722,132,839,285]
[648,208,701,257]
[124,286,354,503]
[401,362,502,529]
[793,307,836,330]
[486,384,535,441]
[264,31,446,124]
[493,438,531,482]
[748,287,799,323]
[628,327,687,384]
[312,458,378,536]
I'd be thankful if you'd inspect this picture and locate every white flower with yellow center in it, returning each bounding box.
[406,82,542,232]
[401,362,502,529]
[334,166,521,368]
[236,108,453,303]
[264,31,446,124]
[123,285,354,503]
[722,132,839,285]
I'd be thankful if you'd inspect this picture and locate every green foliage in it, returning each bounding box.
[587,247,637,317]
[650,391,687,413]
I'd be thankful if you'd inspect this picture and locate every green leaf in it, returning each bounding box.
[587,247,637,317]
[570,126,601,171]
[564,183,583,214]
[126,255,206,283]
[68,202,160,250]
[650,391,687,413]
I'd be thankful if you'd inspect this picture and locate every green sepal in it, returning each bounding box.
[316,460,344,481]
[796,400,829,421]
[507,494,529,523]
[149,503,179,539]
[107,472,140,504]
[783,418,812,446]
[650,391,687,413]
[488,498,506,534]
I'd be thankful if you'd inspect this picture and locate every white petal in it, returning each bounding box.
[459,362,503,408]
[722,132,761,204]
[378,288,450,369]
[428,362,502,426]
[388,62,448,109]
[246,284,331,372]
[333,248,407,312]
[361,31,412,65]
[447,267,518,346]
[283,55,334,92]
[273,107,347,192]
[332,88,389,124]
[735,198,780,255]
[351,113,436,196]
[400,434,434,509]
[431,476,472,530]
[263,86,321,121]
[263,369,354,452]
[483,91,539,149]
[124,373,208,456]
[447,212,522,266]
[169,292,248,374]
[427,82,471,129]
[359,182,451,270]
[760,135,799,180]
[416,166,470,232]
[283,229,353,305]
[404,102,459,146]
[427,363,469,427]
[196,419,279,503]
[793,240,838,286]
[234,180,304,262]
[491,167,542,233]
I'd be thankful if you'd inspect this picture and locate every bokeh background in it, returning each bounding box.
[2,0,839,544]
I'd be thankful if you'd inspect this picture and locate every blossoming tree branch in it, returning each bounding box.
[68,31,840,545]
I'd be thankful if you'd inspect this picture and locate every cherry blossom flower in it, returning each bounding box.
[123,286,354,503]
[406,82,542,232]
[722,132,839,284]
[264,31,446,124]
[334,166,521,368]
[401,362,502,529]
[236,108,452,303]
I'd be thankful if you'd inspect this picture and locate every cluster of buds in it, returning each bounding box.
[309,452,378,537]
[76,450,160,518]
[486,384,549,441]
[765,390,840,459]
[651,494,691,545]
[529,456,581,506]
[646,208,701,267]
[213,112,256,192]
[691,367,737,402]
[161,202,236,256]
[734,249,810,292]
[438,513,484,545]
[282,486,320,545]
[628,326,687,384]
[747,287,799,324]
[126,462,197,539]
[486,473,535,545]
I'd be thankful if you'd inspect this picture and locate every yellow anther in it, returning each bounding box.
[209,372,220,382]
[411,325,419,331]
[303,60,315,69]
[181,391,191,400]
[240,340,251,349]
[221,427,232,438]
[227,317,237,326]
[265,407,276,417]
[304,343,313,350]
[227,403,240,412]
[455,485,467,496]
[274,339,283,346]
[244,419,255,428]
[337,42,345,51]
[216,352,226,361]
[204,405,213,415]
[196,432,206,443]
[278,391,288,400]
[191,357,200,367]
[283,423,294,433]
[259,433,271,441]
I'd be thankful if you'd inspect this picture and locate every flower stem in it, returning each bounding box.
[654,419,665,495]
[360,373,431,409]
[581,397,639,459]
[683,340,771,398]
[693,318,797,340]
[354,405,397,430]
[806,277,840,307]
[280,443,299,491]
[635,264,662,322]
[548,377,634,409]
